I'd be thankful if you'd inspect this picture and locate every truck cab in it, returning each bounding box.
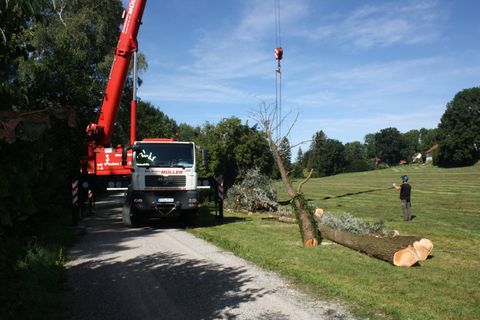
[122,138,199,226]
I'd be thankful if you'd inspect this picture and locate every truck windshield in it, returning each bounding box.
[135,143,194,168]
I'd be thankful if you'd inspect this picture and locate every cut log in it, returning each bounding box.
[279,216,297,224]
[317,222,432,267]
[413,239,433,261]
[314,208,324,218]
[261,216,279,221]
[261,216,296,224]
[393,245,419,267]
[305,238,319,247]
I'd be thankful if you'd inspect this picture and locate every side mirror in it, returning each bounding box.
[132,145,141,153]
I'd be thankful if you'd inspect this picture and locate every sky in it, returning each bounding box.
[129,0,480,147]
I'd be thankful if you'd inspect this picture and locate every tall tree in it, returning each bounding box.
[278,137,292,176]
[305,131,346,176]
[374,127,405,165]
[402,129,421,161]
[437,87,480,166]
[306,130,327,173]
[418,128,438,152]
[292,147,305,178]
[364,133,376,159]
[196,117,274,188]
[135,100,178,140]
[177,123,201,142]
[252,105,319,247]
[344,141,371,172]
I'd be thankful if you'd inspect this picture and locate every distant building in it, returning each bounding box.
[412,152,422,163]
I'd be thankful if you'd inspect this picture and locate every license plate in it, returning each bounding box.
[157,198,174,203]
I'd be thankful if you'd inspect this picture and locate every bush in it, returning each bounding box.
[224,168,278,212]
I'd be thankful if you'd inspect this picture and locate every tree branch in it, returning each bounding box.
[51,0,67,26]
[297,168,313,193]
[0,28,6,45]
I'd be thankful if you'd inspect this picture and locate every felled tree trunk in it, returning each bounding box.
[269,138,319,247]
[317,223,433,267]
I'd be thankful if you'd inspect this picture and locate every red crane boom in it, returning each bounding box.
[81,0,147,190]
[86,0,146,145]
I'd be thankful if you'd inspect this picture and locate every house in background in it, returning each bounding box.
[412,152,422,163]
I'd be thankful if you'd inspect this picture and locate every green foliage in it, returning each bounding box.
[1,0,125,229]
[195,117,274,187]
[320,213,387,236]
[344,141,373,172]
[1,210,72,320]
[178,122,201,141]
[277,137,292,177]
[304,131,347,176]
[374,127,406,165]
[437,87,480,167]
[136,100,178,140]
[224,167,278,212]
[418,128,438,152]
[401,129,420,161]
[364,133,376,158]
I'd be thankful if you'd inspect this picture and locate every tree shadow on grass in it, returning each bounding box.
[68,252,273,320]
[319,188,392,200]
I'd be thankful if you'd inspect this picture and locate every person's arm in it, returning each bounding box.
[393,183,401,190]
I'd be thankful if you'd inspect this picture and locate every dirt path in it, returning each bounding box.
[66,194,354,320]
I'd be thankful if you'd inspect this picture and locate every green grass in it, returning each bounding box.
[0,211,73,320]
[190,164,480,320]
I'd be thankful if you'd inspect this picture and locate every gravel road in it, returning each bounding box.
[66,194,355,320]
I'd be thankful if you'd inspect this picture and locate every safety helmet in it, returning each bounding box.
[401,175,409,183]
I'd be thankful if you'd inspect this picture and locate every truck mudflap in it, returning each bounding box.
[129,190,198,216]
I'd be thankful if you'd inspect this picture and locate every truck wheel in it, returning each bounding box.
[122,202,133,227]
[122,203,141,227]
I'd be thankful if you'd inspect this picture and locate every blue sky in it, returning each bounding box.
[131,0,480,146]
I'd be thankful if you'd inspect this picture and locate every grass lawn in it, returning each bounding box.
[0,212,73,320]
[189,164,480,320]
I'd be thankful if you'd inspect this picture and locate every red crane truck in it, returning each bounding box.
[80,0,202,226]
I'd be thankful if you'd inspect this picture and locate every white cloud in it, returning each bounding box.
[141,0,310,103]
[185,0,309,80]
[301,0,445,49]
[140,75,252,104]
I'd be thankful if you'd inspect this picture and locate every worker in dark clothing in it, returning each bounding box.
[212,175,224,222]
[393,175,412,221]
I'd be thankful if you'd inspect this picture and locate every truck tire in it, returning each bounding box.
[122,202,133,227]
[122,202,141,227]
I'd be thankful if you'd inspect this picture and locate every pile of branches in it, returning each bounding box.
[320,213,388,237]
[224,168,278,212]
